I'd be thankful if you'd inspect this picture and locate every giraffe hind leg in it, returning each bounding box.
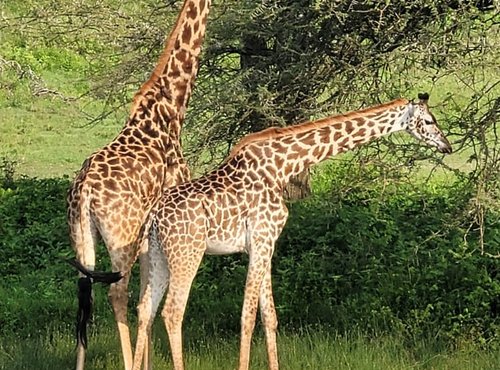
[106,243,140,370]
[68,209,99,370]
[133,235,170,370]
[259,267,279,370]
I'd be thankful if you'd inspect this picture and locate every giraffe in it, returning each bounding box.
[66,1,212,369]
[131,93,452,370]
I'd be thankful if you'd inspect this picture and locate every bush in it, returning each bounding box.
[273,178,499,344]
[0,165,498,344]
[0,176,71,275]
[0,173,116,336]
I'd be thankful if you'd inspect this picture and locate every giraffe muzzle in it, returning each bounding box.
[436,137,453,154]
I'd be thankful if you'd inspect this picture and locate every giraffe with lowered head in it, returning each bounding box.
[66,1,212,369]
[131,93,452,370]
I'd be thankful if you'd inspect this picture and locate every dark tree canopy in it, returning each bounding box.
[190,0,496,158]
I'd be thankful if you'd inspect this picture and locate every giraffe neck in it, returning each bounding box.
[233,99,411,187]
[128,0,211,141]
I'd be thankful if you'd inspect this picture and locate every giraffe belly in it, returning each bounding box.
[205,233,248,255]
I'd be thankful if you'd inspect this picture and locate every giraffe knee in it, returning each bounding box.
[161,306,183,334]
[265,315,278,333]
[108,283,129,313]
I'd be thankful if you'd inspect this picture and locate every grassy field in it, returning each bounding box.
[1,326,499,370]
[0,101,123,178]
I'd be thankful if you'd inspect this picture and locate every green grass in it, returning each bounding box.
[0,18,126,178]
[1,326,498,370]
[0,97,123,178]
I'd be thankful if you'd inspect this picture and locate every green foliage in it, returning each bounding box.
[0,173,70,335]
[3,40,87,74]
[0,169,117,336]
[0,175,70,275]
[274,180,500,344]
[0,158,16,188]
[0,164,498,343]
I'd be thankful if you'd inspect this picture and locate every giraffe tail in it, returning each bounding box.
[68,259,123,284]
[68,163,123,350]
[67,259,122,348]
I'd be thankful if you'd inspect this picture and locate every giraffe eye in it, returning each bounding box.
[424,119,434,125]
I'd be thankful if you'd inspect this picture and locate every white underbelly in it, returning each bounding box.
[205,233,247,255]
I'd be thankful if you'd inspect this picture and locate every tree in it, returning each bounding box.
[2,0,498,212]
[187,0,497,198]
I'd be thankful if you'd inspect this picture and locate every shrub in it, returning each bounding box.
[0,166,498,344]
[0,176,71,275]
[268,166,499,344]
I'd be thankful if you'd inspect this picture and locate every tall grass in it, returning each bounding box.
[1,325,498,370]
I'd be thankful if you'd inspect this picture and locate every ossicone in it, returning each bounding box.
[418,92,430,102]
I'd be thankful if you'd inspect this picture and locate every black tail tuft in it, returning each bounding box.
[77,276,92,348]
[68,259,123,348]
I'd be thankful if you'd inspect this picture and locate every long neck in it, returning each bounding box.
[128,0,211,140]
[235,99,410,187]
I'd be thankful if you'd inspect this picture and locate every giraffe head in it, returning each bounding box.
[404,93,452,154]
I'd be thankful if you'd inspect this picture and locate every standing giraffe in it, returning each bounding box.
[131,93,452,370]
[67,1,212,369]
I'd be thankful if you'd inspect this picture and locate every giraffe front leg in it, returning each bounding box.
[239,240,274,370]
[106,239,140,370]
[259,266,279,370]
[161,245,205,370]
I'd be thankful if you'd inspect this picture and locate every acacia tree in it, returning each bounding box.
[3,0,498,243]
[178,0,495,197]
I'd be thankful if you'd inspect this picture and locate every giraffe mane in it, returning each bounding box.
[229,98,409,157]
[129,1,192,114]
